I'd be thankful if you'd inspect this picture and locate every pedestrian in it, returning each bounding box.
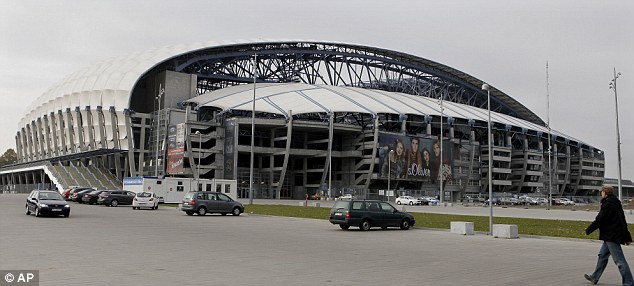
[585,185,634,285]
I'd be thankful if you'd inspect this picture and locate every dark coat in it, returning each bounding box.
[586,194,633,244]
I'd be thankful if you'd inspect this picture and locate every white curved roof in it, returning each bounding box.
[19,39,309,128]
[189,83,580,141]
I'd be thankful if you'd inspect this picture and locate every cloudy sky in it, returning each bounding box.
[1,0,632,180]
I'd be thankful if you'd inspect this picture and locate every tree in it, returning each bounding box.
[0,149,17,167]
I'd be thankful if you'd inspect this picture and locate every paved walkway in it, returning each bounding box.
[2,194,633,286]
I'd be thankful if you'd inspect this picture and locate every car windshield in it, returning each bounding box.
[38,192,63,200]
[89,190,101,194]
[183,193,194,200]
[137,192,152,197]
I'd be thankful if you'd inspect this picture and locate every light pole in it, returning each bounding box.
[249,54,257,205]
[439,93,444,204]
[155,84,164,177]
[609,68,623,201]
[546,62,552,208]
[482,83,493,235]
[388,149,394,202]
[195,131,202,191]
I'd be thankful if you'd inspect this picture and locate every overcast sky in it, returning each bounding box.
[1,0,632,180]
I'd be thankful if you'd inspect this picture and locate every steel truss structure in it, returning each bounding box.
[140,42,543,126]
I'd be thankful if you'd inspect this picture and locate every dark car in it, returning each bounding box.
[329,199,415,231]
[97,190,136,207]
[71,188,96,203]
[64,187,90,201]
[25,190,70,217]
[81,190,105,205]
[181,191,244,216]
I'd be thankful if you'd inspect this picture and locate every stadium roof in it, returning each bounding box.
[20,39,543,128]
[188,82,582,142]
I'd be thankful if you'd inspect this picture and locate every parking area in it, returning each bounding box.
[0,194,630,285]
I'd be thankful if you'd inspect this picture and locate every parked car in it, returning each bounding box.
[63,186,88,200]
[97,190,136,207]
[329,199,415,231]
[336,194,354,200]
[71,188,97,203]
[420,197,439,206]
[484,198,501,206]
[395,196,421,205]
[81,190,105,205]
[25,190,70,217]
[181,191,244,216]
[558,198,576,206]
[132,191,159,210]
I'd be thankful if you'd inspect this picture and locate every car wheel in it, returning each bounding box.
[64,212,70,218]
[397,201,401,205]
[185,211,194,216]
[381,226,388,230]
[360,219,371,231]
[409,201,413,205]
[110,200,119,207]
[25,205,31,215]
[339,225,350,230]
[400,218,411,230]
[197,207,207,216]
[232,207,241,216]
[35,207,40,217]
[221,213,227,216]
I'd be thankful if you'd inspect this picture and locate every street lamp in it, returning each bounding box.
[609,68,623,201]
[388,149,394,202]
[249,54,257,205]
[482,83,493,235]
[195,131,202,191]
[155,84,164,177]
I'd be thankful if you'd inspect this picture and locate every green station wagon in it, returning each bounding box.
[329,199,415,231]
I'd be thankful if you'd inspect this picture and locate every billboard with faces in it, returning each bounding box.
[378,133,454,183]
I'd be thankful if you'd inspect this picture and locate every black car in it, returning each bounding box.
[70,188,96,203]
[97,190,136,207]
[81,190,105,205]
[329,199,415,231]
[25,190,70,217]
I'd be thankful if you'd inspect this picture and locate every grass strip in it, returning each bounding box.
[245,204,634,240]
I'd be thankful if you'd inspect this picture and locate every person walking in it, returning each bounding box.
[585,185,634,285]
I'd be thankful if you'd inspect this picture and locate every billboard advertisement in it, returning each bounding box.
[378,133,454,183]
[166,123,185,175]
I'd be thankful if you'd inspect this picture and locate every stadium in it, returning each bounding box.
[0,40,605,201]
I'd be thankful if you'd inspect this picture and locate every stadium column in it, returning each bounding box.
[43,115,52,158]
[57,110,67,156]
[124,109,137,177]
[65,108,75,154]
[85,107,96,150]
[110,107,122,180]
[75,107,86,152]
[96,106,107,149]
[364,116,380,191]
[49,112,59,157]
[30,121,39,160]
[21,127,31,162]
[14,133,22,163]
[36,118,46,159]
[276,110,293,199]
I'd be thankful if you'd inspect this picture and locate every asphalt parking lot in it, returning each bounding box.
[0,194,631,286]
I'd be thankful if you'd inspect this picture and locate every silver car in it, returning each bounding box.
[181,191,244,216]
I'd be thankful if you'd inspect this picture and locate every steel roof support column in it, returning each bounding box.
[57,110,67,155]
[85,107,96,150]
[124,110,137,177]
[275,110,293,200]
[65,109,75,154]
[49,112,59,157]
